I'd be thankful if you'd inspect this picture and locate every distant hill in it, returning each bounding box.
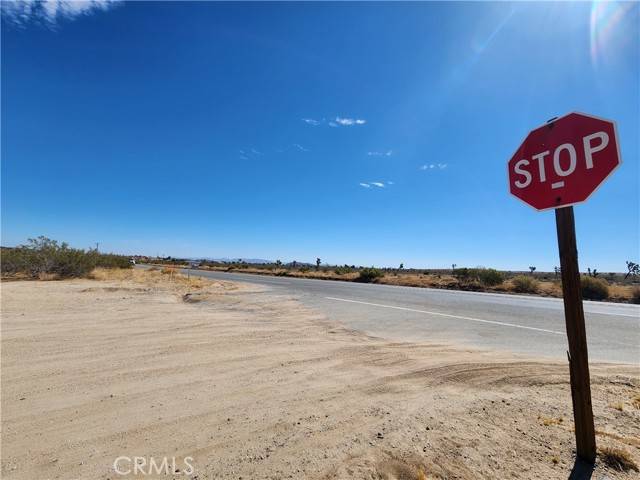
[194,257,273,264]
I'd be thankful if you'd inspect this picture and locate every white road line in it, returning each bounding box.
[325,296,565,335]
[225,277,291,286]
[593,312,639,318]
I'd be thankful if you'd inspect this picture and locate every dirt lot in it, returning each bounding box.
[1,270,639,479]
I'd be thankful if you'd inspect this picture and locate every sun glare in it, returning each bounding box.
[590,0,637,68]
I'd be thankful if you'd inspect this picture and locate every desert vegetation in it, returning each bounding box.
[137,257,639,303]
[1,236,131,280]
[580,276,610,301]
[598,446,639,473]
[511,275,540,293]
[357,267,384,283]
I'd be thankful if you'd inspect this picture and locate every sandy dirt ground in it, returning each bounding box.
[1,270,639,480]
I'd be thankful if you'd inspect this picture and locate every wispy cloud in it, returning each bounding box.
[419,163,448,171]
[360,181,390,189]
[276,143,310,153]
[367,150,393,157]
[1,0,119,27]
[302,116,366,128]
[239,148,263,160]
[335,116,366,126]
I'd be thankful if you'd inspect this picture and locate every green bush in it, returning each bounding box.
[334,265,354,275]
[453,267,471,282]
[94,252,132,269]
[474,268,504,286]
[357,267,384,283]
[1,236,131,279]
[359,267,383,282]
[581,276,609,301]
[511,275,539,293]
[454,267,504,286]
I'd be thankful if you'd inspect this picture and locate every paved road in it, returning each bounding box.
[176,268,639,364]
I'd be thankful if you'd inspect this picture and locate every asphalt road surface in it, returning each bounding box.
[173,268,639,364]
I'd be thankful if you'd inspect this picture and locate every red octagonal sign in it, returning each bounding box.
[508,112,621,211]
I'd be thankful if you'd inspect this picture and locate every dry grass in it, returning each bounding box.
[632,394,640,410]
[538,416,564,426]
[377,273,458,289]
[90,267,221,295]
[595,429,640,448]
[609,283,638,302]
[610,402,624,412]
[598,447,639,472]
[538,280,563,297]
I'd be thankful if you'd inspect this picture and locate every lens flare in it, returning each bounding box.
[590,0,635,67]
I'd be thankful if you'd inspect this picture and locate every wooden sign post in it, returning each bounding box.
[555,206,596,463]
[508,112,622,464]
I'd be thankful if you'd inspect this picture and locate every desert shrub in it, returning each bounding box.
[334,265,353,275]
[299,266,310,273]
[581,276,609,300]
[453,267,471,282]
[1,236,131,279]
[631,287,640,305]
[474,268,504,286]
[94,252,132,269]
[357,267,384,283]
[454,267,503,286]
[1,247,28,274]
[599,447,638,472]
[511,275,539,293]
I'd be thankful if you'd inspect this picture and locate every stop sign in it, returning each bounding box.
[508,112,621,210]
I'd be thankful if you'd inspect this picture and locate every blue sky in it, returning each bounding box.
[2,1,638,271]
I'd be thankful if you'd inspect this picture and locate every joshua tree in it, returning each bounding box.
[451,263,457,273]
[292,260,298,269]
[554,266,560,278]
[625,261,639,279]
[316,257,321,271]
[399,263,404,270]
[587,267,599,278]
[275,259,282,267]
[529,266,536,275]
